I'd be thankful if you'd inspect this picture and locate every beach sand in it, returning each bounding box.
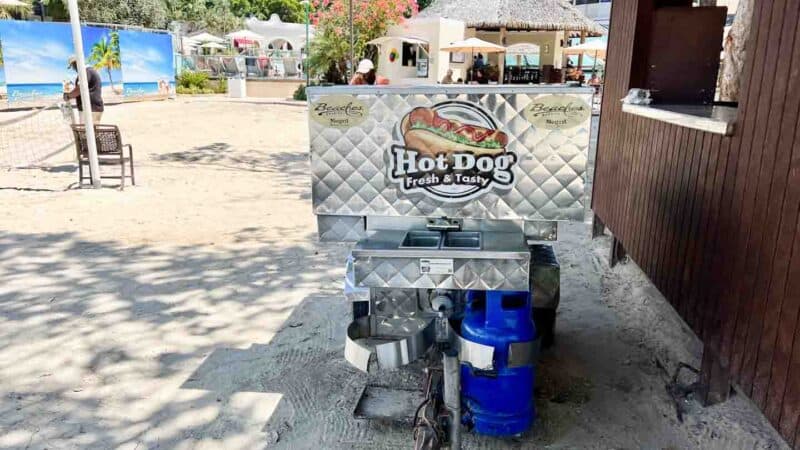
[0,97,789,449]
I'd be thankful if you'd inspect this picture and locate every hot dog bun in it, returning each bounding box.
[400,107,507,157]
[402,128,504,156]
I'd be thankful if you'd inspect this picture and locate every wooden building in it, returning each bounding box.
[593,0,800,446]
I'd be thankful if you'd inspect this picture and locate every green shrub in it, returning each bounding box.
[293,84,307,101]
[177,71,210,89]
[211,80,228,94]
[176,85,217,95]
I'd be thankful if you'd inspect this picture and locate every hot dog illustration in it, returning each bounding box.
[399,107,509,157]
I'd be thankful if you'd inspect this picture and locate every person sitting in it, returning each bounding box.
[474,69,488,85]
[441,69,454,84]
[564,61,583,84]
[473,53,486,69]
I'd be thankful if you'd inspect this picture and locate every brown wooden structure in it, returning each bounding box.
[593,0,800,446]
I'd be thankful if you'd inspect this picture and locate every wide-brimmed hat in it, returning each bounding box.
[356,59,374,74]
[67,55,77,68]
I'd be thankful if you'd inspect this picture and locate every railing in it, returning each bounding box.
[179,52,305,80]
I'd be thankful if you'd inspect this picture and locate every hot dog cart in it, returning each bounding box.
[307,84,592,449]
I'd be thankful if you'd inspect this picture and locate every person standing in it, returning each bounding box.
[64,55,104,123]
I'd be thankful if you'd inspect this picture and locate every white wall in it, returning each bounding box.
[474,30,564,68]
[373,20,571,83]
[376,18,466,85]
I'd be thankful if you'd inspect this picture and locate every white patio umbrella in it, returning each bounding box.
[182,36,201,47]
[200,41,227,54]
[225,29,264,41]
[441,38,505,83]
[562,40,607,59]
[564,40,606,75]
[440,37,506,54]
[191,32,226,44]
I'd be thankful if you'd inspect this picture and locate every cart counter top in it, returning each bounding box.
[307,84,594,96]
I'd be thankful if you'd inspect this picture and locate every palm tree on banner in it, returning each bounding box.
[88,31,122,94]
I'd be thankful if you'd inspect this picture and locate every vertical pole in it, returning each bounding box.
[67,0,100,187]
[577,31,586,73]
[443,352,461,450]
[499,26,507,84]
[348,0,354,79]
[305,1,310,87]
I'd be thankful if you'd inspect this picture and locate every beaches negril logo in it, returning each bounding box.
[388,102,517,202]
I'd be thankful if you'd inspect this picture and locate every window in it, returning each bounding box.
[623,0,739,136]
[629,0,728,105]
[402,43,417,67]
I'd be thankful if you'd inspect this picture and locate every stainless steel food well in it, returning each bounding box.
[352,230,531,292]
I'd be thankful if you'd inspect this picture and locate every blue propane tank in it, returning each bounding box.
[460,290,536,436]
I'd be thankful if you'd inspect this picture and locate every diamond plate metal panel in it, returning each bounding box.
[371,288,429,337]
[318,215,366,242]
[309,87,591,223]
[524,220,558,241]
[354,256,530,291]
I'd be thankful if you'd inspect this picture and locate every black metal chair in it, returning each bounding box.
[71,124,135,189]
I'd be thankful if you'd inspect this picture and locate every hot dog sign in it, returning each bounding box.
[388,101,518,202]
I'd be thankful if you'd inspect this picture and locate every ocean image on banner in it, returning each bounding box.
[0,21,74,104]
[118,30,175,98]
[0,22,123,105]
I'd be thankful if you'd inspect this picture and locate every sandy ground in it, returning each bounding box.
[0,98,791,449]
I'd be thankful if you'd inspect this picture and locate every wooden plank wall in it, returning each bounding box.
[592,0,800,445]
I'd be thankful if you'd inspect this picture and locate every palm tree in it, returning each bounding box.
[0,0,31,19]
[88,31,122,93]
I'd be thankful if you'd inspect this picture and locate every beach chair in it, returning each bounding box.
[208,58,224,77]
[71,124,135,190]
[221,57,239,76]
[283,58,299,78]
[195,56,212,75]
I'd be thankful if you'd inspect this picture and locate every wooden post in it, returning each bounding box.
[700,346,731,405]
[610,236,626,267]
[592,214,606,239]
[577,31,586,71]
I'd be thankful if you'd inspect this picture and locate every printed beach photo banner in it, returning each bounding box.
[118,30,175,98]
[0,21,175,107]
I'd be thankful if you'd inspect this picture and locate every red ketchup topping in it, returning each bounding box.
[408,107,508,147]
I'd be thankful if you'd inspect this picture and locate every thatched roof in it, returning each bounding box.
[418,0,606,36]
